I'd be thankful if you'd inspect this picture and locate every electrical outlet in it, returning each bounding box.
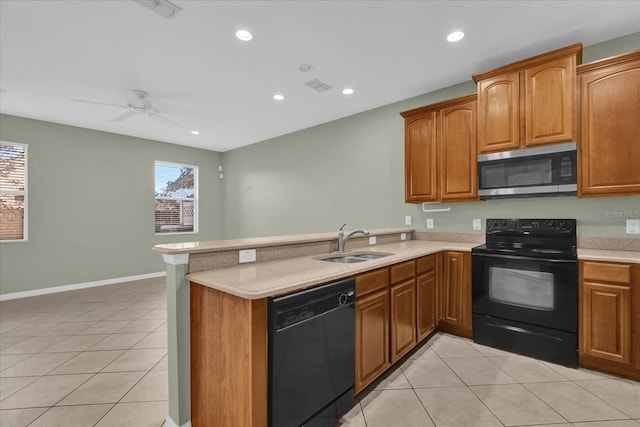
[400,232,407,241]
[405,215,412,225]
[627,219,640,234]
[473,218,482,231]
[426,218,434,229]
[369,236,377,245]
[239,249,256,263]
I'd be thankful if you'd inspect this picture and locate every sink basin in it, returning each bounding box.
[320,256,368,263]
[317,252,392,263]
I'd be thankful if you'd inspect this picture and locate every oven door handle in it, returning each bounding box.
[472,252,576,264]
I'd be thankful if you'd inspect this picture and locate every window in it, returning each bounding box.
[155,161,198,234]
[0,142,28,242]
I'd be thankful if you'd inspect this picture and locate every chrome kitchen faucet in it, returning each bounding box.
[336,223,369,253]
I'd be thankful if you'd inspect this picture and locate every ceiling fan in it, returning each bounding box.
[70,89,179,125]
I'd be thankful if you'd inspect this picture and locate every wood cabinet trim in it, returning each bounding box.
[577,49,640,74]
[400,93,477,118]
[472,43,582,82]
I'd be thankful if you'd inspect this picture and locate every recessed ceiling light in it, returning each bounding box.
[191,130,200,135]
[447,31,464,42]
[236,29,253,41]
[342,88,354,95]
[299,64,313,72]
[273,94,285,101]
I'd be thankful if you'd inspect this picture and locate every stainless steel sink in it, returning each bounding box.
[320,256,368,263]
[317,252,392,263]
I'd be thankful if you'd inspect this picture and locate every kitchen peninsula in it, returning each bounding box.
[153,228,640,427]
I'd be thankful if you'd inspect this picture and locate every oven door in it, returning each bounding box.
[472,252,577,332]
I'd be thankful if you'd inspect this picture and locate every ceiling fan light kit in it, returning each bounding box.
[132,0,181,20]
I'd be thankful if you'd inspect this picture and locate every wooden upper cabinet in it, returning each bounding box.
[404,112,437,202]
[577,50,640,197]
[477,72,520,152]
[474,43,582,154]
[401,94,478,203]
[525,56,576,146]
[438,98,478,201]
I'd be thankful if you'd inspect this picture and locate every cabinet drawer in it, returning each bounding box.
[356,268,389,297]
[417,255,436,274]
[391,260,415,284]
[583,261,631,284]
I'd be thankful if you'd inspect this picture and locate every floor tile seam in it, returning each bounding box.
[521,380,625,423]
[25,402,117,427]
[0,375,40,404]
[483,354,568,383]
[440,352,522,387]
[409,387,439,427]
[469,382,571,426]
[438,383,506,427]
[569,378,638,419]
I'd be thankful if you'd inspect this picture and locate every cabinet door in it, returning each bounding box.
[390,280,417,362]
[525,56,576,146]
[438,100,478,201]
[405,112,437,202]
[578,55,640,197]
[439,251,472,338]
[477,72,520,153]
[580,281,632,365]
[417,269,437,342]
[355,290,390,394]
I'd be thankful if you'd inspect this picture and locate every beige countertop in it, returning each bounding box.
[578,248,640,264]
[152,227,415,255]
[183,238,640,300]
[187,240,477,299]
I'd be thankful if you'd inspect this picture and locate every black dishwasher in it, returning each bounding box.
[268,277,356,427]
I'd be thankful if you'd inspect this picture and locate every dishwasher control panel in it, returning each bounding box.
[270,278,355,331]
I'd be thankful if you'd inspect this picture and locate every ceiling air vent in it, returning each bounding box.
[304,79,332,93]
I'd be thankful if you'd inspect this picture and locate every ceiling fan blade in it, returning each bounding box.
[109,110,138,122]
[70,98,129,109]
[151,113,181,127]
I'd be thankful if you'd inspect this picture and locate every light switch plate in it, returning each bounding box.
[239,249,256,263]
[473,218,482,231]
[626,219,640,234]
[369,236,377,245]
[400,233,407,241]
[405,215,412,225]
[426,218,434,229]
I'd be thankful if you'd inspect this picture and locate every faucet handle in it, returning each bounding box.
[339,223,347,231]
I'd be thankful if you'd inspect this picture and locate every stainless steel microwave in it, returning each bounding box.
[477,142,577,199]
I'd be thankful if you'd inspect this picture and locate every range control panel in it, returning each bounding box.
[486,218,575,233]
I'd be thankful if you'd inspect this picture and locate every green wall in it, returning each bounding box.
[0,115,224,295]
[222,33,640,239]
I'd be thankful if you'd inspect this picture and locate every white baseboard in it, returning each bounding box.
[165,416,191,427]
[0,271,166,301]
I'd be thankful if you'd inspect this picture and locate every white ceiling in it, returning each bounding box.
[1,1,639,152]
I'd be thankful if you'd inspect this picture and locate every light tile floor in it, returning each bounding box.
[2,278,640,427]
[340,333,640,427]
[0,278,168,427]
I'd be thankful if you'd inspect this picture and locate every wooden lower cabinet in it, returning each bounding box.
[416,254,439,342]
[438,251,472,338]
[390,261,417,363]
[355,268,390,394]
[390,279,417,362]
[579,260,640,381]
[355,289,390,394]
